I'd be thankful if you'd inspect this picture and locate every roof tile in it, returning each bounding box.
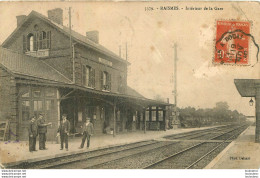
[0,48,72,83]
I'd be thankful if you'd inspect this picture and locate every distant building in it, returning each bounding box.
[0,8,171,141]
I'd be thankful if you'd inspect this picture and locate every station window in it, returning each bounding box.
[78,111,83,122]
[152,111,156,121]
[45,100,54,111]
[21,101,30,121]
[133,115,136,122]
[19,87,57,120]
[46,100,55,120]
[83,65,95,88]
[23,30,51,52]
[101,71,111,91]
[158,111,163,121]
[145,110,149,121]
[86,106,96,122]
[118,75,125,93]
[33,100,43,117]
[25,33,35,52]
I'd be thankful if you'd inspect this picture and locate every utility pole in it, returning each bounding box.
[125,42,128,61]
[69,7,75,83]
[173,43,178,125]
[125,42,128,87]
[113,102,116,137]
[174,43,177,108]
[69,7,72,51]
[69,7,76,133]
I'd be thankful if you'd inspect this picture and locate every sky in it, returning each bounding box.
[0,2,259,116]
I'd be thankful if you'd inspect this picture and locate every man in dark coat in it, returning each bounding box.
[37,113,52,150]
[57,114,70,151]
[28,116,38,152]
[79,117,94,149]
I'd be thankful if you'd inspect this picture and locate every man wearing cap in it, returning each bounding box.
[37,113,52,150]
[28,116,38,152]
[57,114,70,151]
[79,117,94,149]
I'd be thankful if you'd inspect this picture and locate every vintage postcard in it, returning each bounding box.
[0,1,259,175]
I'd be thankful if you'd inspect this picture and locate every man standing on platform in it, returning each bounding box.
[79,117,94,149]
[37,113,52,150]
[57,114,70,151]
[28,116,38,152]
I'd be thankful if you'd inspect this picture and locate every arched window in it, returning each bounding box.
[27,33,34,51]
[29,36,34,51]
[23,30,51,52]
[43,31,47,39]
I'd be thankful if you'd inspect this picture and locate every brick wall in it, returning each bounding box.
[76,45,128,93]
[6,18,70,54]
[0,67,18,140]
[4,15,128,94]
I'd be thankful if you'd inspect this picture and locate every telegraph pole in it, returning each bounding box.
[125,42,128,87]
[69,7,72,51]
[69,7,75,84]
[69,7,76,133]
[173,43,178,125]
[174,43,177,107]
[119,45,121,57]
[125,42,128,61]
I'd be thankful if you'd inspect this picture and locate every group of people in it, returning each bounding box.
[28,113,94,152]
[28,113,52,152]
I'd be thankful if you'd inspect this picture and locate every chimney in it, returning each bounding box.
[16,15,27,27]
[47,8,63,25]
[86,31,99,43]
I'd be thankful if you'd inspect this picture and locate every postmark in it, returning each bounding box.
[214,20,251,65]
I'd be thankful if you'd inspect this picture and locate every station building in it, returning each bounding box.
[0,8,172,141]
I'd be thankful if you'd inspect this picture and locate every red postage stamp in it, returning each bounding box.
[214,20,251,65]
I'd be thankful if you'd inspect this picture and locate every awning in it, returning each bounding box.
[62,84,172,108]
[15,76,171,108]
[234,79,260,97]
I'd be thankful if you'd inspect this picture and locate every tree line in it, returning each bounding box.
[178,102,247,128]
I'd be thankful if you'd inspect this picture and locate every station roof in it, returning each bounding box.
[0,47,72,84]
[61,84,171,107]
[2,10,130,65]
[0,47,170,107]
[234,79,260,97]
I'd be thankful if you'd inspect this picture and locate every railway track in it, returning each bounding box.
[163,124,235,140]
[85,124,248,169]
[49,124,244,169]
[8,124,249,169]
[143,124,248,169]
[10,140,158,169]
[84,124,248,169]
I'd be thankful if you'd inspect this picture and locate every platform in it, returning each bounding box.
[205,125,260,169]
[0,126,218,168]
